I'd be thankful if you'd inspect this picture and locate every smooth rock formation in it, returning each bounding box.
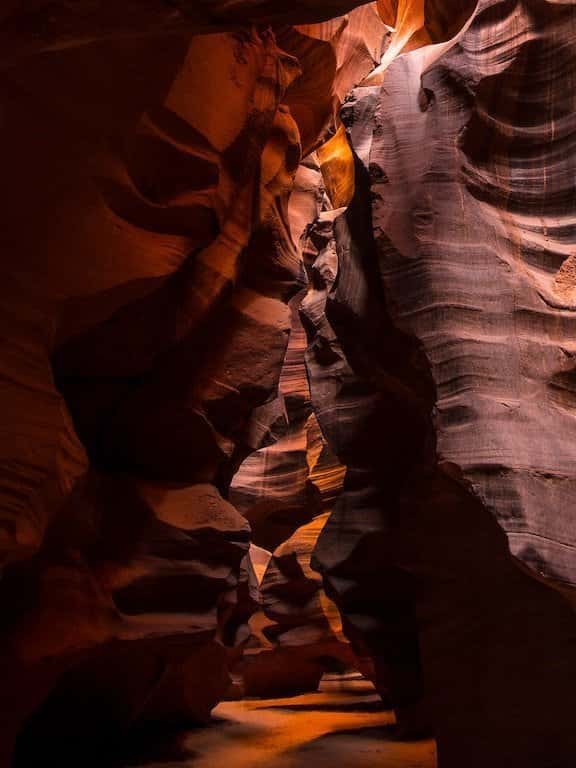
[229,157,353,698]
[0,3,391,764]
[230,295,345,552]
[309,2,576,766]
[2,1,576,767]
[240,512,357,699]
[1,20,305,767]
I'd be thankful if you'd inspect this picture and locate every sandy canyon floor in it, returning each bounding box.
[127,677,436,768]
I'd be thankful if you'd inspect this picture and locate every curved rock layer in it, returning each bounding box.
[0,0,477,64]
[239,515,357,699]
[375,0,576,587]
[2,1,576,766]
[1,23,302,768]
[230,291,345,552]
[260,512,353,671]
[0,5,392,765]
[229,156,353,697]
[309,1,576,766]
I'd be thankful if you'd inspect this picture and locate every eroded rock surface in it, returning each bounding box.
[229,157,354,698]
[0,3,388,764]
[308,2,576,766]
[1,21,304,768]
[2,1,576,767]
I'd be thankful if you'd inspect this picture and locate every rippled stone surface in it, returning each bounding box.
[2,2,576,766]
[309,2,576,766]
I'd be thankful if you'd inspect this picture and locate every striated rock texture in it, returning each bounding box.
[309,1,576,766]
[230,272,345,552]
[3,1,576,767]
[229,300,337,552]
[367,0,576,586]
[0,3,391,765]
[244,512,356,698]
[1,24,306,766]
[228,156,354,698]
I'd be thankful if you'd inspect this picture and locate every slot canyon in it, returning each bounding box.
[2,1,576,766]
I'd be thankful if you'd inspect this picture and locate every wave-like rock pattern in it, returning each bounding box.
[0,25,305,767]
[309,1,576,765]
[230,305,346,552]
[368,0,576,587]
[0,6,394,763]
[0,0,477,64]
[229,156,352,696]
[3,0,576,765]
[240,513,356,698]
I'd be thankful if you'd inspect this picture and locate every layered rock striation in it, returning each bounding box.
[2,2,576,767]
[309,1,576,766]
[0,4,389,764]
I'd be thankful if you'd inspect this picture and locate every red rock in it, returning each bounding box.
[308,3,576,764]
[3,2,576,767]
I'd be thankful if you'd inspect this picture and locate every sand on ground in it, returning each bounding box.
[131,676,436,768]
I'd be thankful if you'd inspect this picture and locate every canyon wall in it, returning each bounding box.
[0,3,389,764]
[308,1,576,766]
[1,23,306,767]
[1,2,576,767]
[230,271,353,697]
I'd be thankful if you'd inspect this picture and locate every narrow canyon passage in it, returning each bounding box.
[2,2,576,768]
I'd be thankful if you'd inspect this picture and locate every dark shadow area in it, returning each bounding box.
[117,724,199,767]
[263,699,386,714]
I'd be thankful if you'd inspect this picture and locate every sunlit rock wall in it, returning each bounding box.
[309,1,576,766]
